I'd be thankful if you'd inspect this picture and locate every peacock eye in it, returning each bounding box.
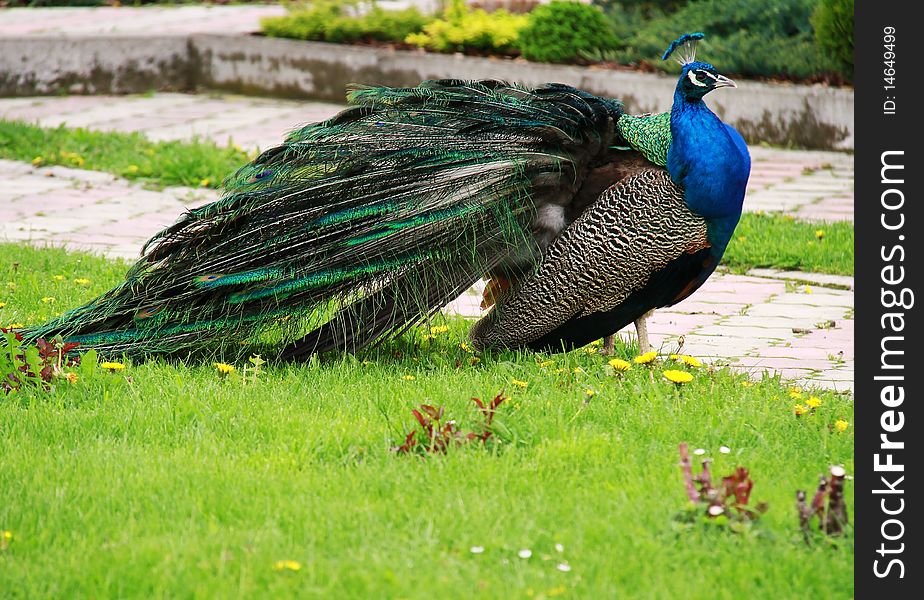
[696,71,709,82]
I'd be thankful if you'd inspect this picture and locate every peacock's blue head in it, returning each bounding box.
[663,33,736,102]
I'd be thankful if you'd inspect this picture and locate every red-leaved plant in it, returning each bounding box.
[394,390,506,455]
[2,329,80,394]
[678,442,768,525]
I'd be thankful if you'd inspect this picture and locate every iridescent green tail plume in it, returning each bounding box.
[22,80,623,360]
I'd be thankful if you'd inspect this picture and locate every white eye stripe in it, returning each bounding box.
[687,70,708,87]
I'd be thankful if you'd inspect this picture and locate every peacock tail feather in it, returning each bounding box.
[22,80,625,359]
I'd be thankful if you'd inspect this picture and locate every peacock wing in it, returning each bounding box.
[469,168,713,351]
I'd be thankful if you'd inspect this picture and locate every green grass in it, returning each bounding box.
[0,119,253,189]
[0,118,854,277]
[723,213,854,276]
[1,243,854,598]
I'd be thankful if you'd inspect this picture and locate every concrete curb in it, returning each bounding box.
[1,33,854,150]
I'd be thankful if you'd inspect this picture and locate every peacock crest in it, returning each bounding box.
[661,32,705,65]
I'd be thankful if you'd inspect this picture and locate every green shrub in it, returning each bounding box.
[261,1,427,45]
[404,0,528,54]
[518,1,617,63]
[811,0,853,78]
[602,0,842,81]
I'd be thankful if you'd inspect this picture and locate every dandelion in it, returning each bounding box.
[538,360,555,368]
[272,560,302,572]
[100,362,126,371]
[663,370,693,384]
[5,323,24,329]
[429,325,449,334]
[608,358,631,372]
[459,341,474,354]
[634,351,657,364]
[0,303,5,309]
[789,390,803,400]
[554,368,567,374]
[41,297,56,304]
[53,275,65,281]
[2,531,12,540]
[511,378,528,389]
[73,278,91,285]
[31,156,43,167]
[126,164,140,174]
[670,354,702,368]
[741,381,754,388]
[806,396,822,409]
[804,285,813,294]
[517,549,532,559]
[572,367,584,374]
[815,229,825,240]
[401,375,416,381]
[835,419,850,432]
[583,389,595,398]
[470,546,485,554]
[63,372,78,384]
[583,347,598,355]
[794,404,808,416]
[199,178,211,187]
[214,362,235,375]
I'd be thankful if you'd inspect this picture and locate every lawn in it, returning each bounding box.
[1,243,854,598]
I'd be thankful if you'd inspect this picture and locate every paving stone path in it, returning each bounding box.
[0,93,855,393]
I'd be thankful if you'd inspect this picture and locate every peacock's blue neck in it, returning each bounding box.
[667,90,750,253]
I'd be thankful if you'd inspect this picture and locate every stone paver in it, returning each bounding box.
[0,93,854,393]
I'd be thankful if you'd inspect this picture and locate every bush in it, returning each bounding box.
[811,0,853,78]
[404,0,528,54]
[602,0,843,81]
[261,1,427,45]
[518,1,617,63]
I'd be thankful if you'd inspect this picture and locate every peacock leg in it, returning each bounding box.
[634,309,655,354]
[600,334,616,355]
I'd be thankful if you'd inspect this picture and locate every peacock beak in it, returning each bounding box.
[714,74,737,89]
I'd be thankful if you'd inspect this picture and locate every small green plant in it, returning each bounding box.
[404,0,528,54]
[261,1,428,45]
[518,1,617,63]
[811,0,854,79]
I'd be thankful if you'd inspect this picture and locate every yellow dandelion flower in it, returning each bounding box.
[31,156,43,167]
[663,370,693,384]
[214,362,235,375]
[0,302,5,309]
[794,404,808,416]
[835,419,850,432]
[741,381,754,388]
[789,390,803,400]
[126,164,140,174]
[6,323,24,329]
[460,341,474,354]
[583,389,596,397]
[804,285,813,294]
[607,358,631,372]
[572,367,584,374]
[538,360,554,368]
[53,275,65,281]
[272,559,302,571]
[1,530,11,540]
[806,396,822,409]
[589,338,603,347]
[815,229,825,240]
[634,351,657,364]
[737,235,746,242]
[100,362,126,371]
[670,354,702,368]
[73,278,91,285]
[199,178,211,187]
[429,325,449,334]
[63,372,78,384]
[584,347,598,355]
[41,296,56,304]
[401,375,416,381]
[511,378,528,389]
[420,333,436,341]
[554,368,567,374]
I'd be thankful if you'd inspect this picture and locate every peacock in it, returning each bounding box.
[21,33,750,361]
